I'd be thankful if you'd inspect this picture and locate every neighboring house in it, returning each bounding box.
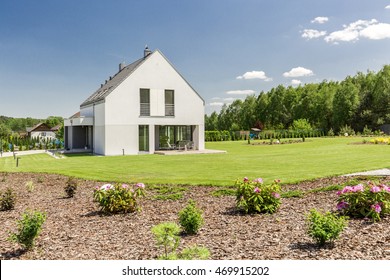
[64,47,205,155]
[27,122,58,140]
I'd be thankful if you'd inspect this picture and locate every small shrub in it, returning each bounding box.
[339,125,355,136]
[178,199,204,234]
[236,177,281,214]
[0,187,17,211]
[37,176,44,183]
[152,222,181,259]
[336,182,390,222]
[93,183,145,214]
[327,128,335,137]
[8,209,47,250]
[306,209,348,246]
[64,177,78,198]
[179,245,210,260]
[25,181,34,192]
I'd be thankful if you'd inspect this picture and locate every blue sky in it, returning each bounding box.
[1,0,390,118]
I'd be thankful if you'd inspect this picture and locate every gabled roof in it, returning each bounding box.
[80,49,204,108]
[80,57,147,108]
[26,122,52,133]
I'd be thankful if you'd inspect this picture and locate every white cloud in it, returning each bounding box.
[209,102,224,106]
[386,5,390,9]
[324,19,381,43]
[360,22,390,39]
[224,97,238,102]
[236,71,272,81]
[302,29,327,39]
[311,17,329,24]
[283,67,314,78]
[211,97,221,100]
[226,90,256,95]
[291,79,302,86]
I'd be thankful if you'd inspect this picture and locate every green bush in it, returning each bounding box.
[178,199,204,234]
[93,183,145,214]
[64,177,78,198]
[25,181,34,192]
[179,245,210,260]
[8,210,47,250]
[0,187,17,211]
[236,177,281,214]
[152,222,181,259]
[306,209,348,246]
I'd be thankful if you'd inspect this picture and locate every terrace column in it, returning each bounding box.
[149,124,155,154]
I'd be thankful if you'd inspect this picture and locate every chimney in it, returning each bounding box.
[119,62,125,71]
[144,45,152,58]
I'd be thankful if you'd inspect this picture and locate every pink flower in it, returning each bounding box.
[370,186,381,193]
[342,186,353,194]
[336,190,342,196]
[101,183,114,190]
[272,192,280,199]
[352,184,364,192]
[253,187,261,193]
[384,186,390,193]
[337,201,348,210]
[122,184,129,189]
[253,178,263,184]
[371,203,382,213]
[94,186,100,190]
[243,177,249,182]
[136,183,145,189]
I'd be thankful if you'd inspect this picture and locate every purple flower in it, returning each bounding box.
[337,201,349,210]
[370,186,381,193]
[136,183,145,189]
[383,186,390,193]
[253,187,261,193]
[272,192,280,199]
[253,178,263,184]
[122,184,129,189]
[336,190,342,196]
[371,203,382,213]
[243,177,249,182]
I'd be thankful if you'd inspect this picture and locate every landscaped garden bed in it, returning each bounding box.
[1,172,389,260]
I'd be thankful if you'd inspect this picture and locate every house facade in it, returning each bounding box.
[27,122,58,141]
[64,48,205,155]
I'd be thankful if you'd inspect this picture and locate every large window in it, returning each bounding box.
[140,89,150,116]
[165,90,174,116]
[139,125,149,151]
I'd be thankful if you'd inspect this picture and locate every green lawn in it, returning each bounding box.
[0,137,389,186]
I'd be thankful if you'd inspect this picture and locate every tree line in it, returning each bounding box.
[206,65,390,134]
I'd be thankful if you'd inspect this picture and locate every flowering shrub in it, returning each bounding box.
[236,177,281,214]
[336,182,390,221]
[93,183,145,214]
[369,137,390,145]
[306,209,348,246]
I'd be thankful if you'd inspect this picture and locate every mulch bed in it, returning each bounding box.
[1,172,389,260]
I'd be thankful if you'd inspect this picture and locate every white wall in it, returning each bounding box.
[30,131,56,140]
[102,50,204,155]
[93,103,105,155]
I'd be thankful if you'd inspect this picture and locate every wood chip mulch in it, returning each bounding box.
[1,172,389,260]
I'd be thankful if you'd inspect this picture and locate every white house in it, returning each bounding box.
[64,47,205,155]
[27,122,58,141]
